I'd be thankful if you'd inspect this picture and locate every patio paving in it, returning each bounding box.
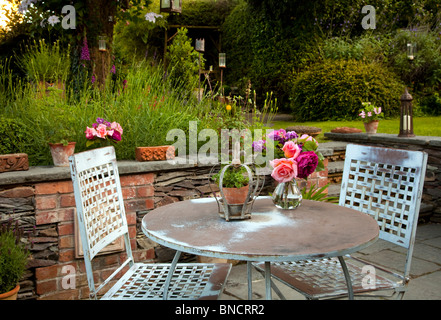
[220,220,441,300]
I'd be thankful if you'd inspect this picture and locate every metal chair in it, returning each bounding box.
[253,144,428,299]
[69,146,231,300]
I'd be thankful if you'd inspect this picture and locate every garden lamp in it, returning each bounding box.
[398,88,415,137]
[160,0,182,13]
[407,42,416,61]
[219,53,226,97]
[219,53,226,68]
[98,36,106,52]
[195,38,205,52]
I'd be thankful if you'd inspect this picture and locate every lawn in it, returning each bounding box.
[270,116,441,143]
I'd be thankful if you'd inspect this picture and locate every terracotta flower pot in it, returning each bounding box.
[49,142,76,167]
[0,285,20,300]
[364,120,379,134]
[223,185,250,205]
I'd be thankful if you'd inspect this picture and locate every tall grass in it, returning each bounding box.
[2,58,254,165]
[16,40,70,83]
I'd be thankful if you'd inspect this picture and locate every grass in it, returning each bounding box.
[270,116,441,143]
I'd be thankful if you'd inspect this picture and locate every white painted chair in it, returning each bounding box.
[253,144,428,299]
[69,146,231,300]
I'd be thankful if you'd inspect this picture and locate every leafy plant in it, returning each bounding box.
[301,183,338,203]
[212,165,249,188]
[166,27,203,93]
[17,39,70,84]
[0,117,32,154]
[0,220,29,294]
[289,59,404,121]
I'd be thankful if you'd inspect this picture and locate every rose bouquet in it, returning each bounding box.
[252,129,325,209]
[85,117,123,147]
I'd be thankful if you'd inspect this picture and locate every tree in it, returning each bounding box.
[4,0,153,87]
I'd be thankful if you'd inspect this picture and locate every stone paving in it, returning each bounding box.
[220,222,441,300]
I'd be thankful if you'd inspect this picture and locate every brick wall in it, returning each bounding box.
[31,174,156,300]
[0,160,329,300]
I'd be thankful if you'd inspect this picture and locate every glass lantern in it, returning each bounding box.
[219,53,226,68]
[195,38,205,52]
[407,42,416,61]
[98,36,106,52]
[160,0,182,13]
[398,88,415,137]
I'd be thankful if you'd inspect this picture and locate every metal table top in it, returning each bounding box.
[141,197,379,262]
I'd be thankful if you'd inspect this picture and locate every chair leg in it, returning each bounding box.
[247,262,253,300]
[163,250,182,300]
[338,256,354,300]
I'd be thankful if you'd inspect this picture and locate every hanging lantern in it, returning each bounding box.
[98,36,107,52]
[210,143,264,221]
[219,53,226,68]
[407,42,416,61]
[160,0,182,13]
[195,38,205,52]
[398,88,415,137]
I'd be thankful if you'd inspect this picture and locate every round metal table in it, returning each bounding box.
[141,197,379,299]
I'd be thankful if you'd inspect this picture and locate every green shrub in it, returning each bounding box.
[420,92,441,116]
[388,29,441,90]
[166,27,203,93]
[0,221,29,294]
[289,59,404,121]
[0,117,31,155]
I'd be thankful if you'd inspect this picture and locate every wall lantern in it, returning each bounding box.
[195,38,205,52]
[160,0,182,13]
[398,88,415,137]
[407,42,416,61]
[219,53,226,68]
[98,36,107,52]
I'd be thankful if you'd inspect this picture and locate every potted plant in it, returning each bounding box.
[0,221,29,300]
[359,102,383,133]
[84,117,123,148]
[212,165,250,205]
[47,111,77,167]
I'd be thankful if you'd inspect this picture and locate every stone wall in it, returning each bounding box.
[325,132,441,223]
[0,158,328,300]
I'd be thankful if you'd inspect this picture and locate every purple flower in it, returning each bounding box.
[285,131,298,140]
[80,37,90,61]
[296,151,319,179]
[252,140,266,152]
[111,65,116,74]
[91,75,96,83]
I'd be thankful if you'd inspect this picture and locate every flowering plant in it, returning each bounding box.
[85,117,123,147]
[358,102,383,123]
[252,129,325,183]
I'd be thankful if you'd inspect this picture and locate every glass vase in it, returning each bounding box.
[271,180,303,210]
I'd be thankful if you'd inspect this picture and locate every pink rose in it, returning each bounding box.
[270,158,298,183]
[110,121,123,134]
[85,126,97,140]
[282,141,301,159]
[96,123,108,139]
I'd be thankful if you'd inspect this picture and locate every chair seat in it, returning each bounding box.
[253,257,402,300]
[102,262,231,300]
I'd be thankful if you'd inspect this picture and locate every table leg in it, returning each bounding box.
[264,262,272,300]
[247,261,252,300]
[338,256,354,300]
[163,250,182,300]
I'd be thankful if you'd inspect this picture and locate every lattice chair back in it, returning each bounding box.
[69,146,133,297]
[339,144,427,277]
